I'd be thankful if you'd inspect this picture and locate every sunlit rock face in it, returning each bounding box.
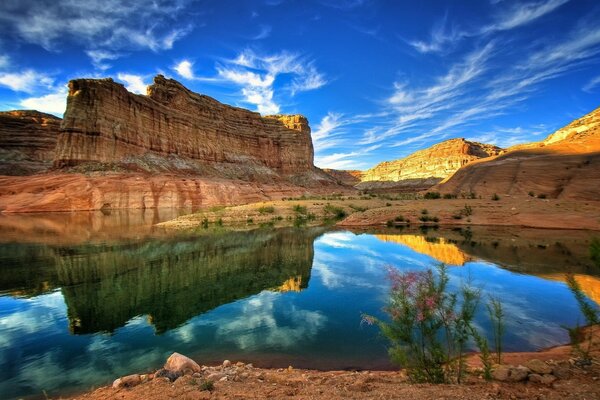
[56,75,314,176]
[375,234,471,265]
[357,138,502,191]
[537,274,600,306]
[0,110,61,175]
[439,106,600,200]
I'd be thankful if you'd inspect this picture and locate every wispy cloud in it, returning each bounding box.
[86,50,120,71]
[312,112,345,152]
[0,70,54,93]
[0,0,196,67]
[116,73,149,94]
[0,55,9,69]
[212,49,328,115]
[409,0,569,53]
[252,25,272,40]
[583,75,600,92]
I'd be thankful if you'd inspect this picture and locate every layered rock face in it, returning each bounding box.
[56,75,314,177]
[358,138,502,191]
[322,169,363,186]
[438,106,600,200]
[0,110,61,175]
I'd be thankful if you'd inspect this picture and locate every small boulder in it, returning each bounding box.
[492,365,530,382]
[223,360,232,368]
[164,352,202,375]
[528,373,543,383]
[540,374,557,385]
[552,362,571,379]
[155,368,183,382]
[525,359,552,374]
[207,372,226,381]
[112,374,141,389]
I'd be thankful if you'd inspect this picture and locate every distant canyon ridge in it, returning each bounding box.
[0,75,599,212]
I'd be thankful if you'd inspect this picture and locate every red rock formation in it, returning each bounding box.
[358,138,503,191]
[438,106,600,200]
[56,75,314,177]
[0,110,60,175]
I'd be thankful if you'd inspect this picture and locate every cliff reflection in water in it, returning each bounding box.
[0,226,319,334]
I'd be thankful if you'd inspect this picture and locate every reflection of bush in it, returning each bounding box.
[55,228,319,334]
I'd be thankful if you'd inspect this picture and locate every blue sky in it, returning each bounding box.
[0,0,599,169]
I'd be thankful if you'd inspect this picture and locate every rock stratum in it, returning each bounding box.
[0,110,61,175]
[356,138,503,191]
[438,106,600,200]
[0,76,341,212]
[322,169,363,185]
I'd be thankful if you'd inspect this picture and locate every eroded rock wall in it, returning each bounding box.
[0,110,61,175]
[55,75,314,176]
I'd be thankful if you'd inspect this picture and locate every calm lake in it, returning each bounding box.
[0,210,598,399]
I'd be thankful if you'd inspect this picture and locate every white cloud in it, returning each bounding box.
[173,59,196,80]
[20,86,68,116]
[0,0,196,66]
[215,49,328,115]
[0,69,54,93]
[583,75,600,92]
[116,73,148,95]
[312,112,345,152]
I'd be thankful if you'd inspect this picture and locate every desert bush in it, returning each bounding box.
[323,204,347,219]
[292,205,307,215]
[424,191,442,199]
[363,265,500,384]
[491,194,500,201]
[349,204,368,212]
[258,205,275,214]
[201,218,209,229]
[565,273,599,361]
[528,191,535,197]
[443,193,457,199]
[537,193,547,199]
[394,215,405,222]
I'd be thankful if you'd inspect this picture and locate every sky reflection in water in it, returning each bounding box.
[0,226,597,399]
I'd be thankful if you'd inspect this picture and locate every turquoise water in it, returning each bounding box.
[0,213,598,399]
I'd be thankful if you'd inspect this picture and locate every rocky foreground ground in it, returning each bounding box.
[69,330,600,400]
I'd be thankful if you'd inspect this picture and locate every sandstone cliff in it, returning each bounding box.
[438,106,600,200]
[357,138,502,191]
[56,75,316,180]
[0,110,60,175]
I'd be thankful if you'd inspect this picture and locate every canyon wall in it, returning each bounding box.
[438,106,600,200]
[322,169,363,186]
[56,75,314,177]
[357,138,502,191]
[0,110,60,175]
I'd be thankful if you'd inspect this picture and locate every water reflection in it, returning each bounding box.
[0,215,598,400]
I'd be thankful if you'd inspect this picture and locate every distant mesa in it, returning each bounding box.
[438,106,600,200]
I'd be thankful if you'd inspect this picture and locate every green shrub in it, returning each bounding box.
[349,204,367,212]
[201,218,209,229]
[323,204,347,219]
[292,204,307,215]
[386,202,392,207]
[258,205,275,214]
[200,379,214,391]
[491,194,500,201]
[246,218,254,224]
[421,209,429,215]
[394,215,405,222]
[386,220,394,227]
[424,191,441,199]
[528,191,535,197]
[363,265,500,384]
[443,193,456,199]
[537,193,547,199]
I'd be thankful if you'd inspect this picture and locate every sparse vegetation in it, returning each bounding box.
[394,215,405,222]
[528,191,535,197]
[424,191,442,199]
[323,204,347,219]
[349,204,368,212]
[292,204,308,215]
[491,193,500,201]
[199,379,214,391]
[201,218,209,229]
[258,205,275,214]
[421,209,428,215]
[565,273,599,361]
[443,193,457,199]
[538,193,547,199]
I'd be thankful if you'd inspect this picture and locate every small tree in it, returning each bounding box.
[363,265,500,384]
